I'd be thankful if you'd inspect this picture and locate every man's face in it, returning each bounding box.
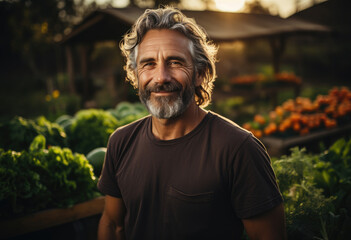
[136,29,198,119]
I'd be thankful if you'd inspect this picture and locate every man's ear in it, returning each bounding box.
[195,72,203,87]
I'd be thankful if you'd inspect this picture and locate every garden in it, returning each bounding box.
[1,86,351,239]
[1,0,351,239]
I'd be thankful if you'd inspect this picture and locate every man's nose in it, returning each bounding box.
[154,63,171,84]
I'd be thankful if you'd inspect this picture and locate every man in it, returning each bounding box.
[97,7,286,240]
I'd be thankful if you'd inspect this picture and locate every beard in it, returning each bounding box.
[139,79,195,119]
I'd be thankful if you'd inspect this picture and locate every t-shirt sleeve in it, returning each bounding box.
[97,134,122,198]
[231,134,283,219]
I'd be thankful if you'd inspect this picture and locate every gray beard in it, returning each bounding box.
[144,94,187,119]
[139,81,195,119]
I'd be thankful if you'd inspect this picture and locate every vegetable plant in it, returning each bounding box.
[272,147,335,239]
[0,135,99,217]
[0,116,67,151]
[108,101,148,127]
[67,109,118,154]
[272,139,351,240]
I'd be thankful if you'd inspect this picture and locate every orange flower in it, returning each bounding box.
[254,114,266,125]
[264,123,277,136]
[300,127,309,135]
[293,122,301,132]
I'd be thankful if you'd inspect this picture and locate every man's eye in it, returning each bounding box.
[169,61,182,66]
[143,62,155,68]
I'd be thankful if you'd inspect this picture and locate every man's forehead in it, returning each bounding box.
[137,29,192,59]
[141,29,188,41]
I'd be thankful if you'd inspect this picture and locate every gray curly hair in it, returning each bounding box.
[120,7,218,107]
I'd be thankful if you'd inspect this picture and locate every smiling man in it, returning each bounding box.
[138,29,197,120]
[97,7,286,240]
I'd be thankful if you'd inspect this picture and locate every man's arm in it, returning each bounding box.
[242,203,287,240]
[98,195,126,240]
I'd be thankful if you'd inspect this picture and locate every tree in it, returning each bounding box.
[242,0,271,15]
[129,0,181,8]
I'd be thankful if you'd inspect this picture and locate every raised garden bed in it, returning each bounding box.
[261,123,351,157]
[0,196,105,239]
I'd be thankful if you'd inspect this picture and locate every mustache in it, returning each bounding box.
[146,81,183,93]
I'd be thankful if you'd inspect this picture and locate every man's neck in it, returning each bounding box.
[151,102,207,141]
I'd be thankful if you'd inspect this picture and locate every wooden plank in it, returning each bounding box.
[0,196,105,239]
[261,123,351,156]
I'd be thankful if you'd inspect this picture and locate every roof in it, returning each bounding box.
[61,7,330,44]
[289,0,351,35]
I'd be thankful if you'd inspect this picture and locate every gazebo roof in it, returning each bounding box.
[61,7,330,44]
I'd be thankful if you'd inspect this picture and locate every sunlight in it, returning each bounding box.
[214,0,246,12]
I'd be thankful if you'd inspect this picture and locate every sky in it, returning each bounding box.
[93,0,327,18]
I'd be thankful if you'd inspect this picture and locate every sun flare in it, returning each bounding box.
[214,0,246,12]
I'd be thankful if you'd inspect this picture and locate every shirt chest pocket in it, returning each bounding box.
[163,186,215,239]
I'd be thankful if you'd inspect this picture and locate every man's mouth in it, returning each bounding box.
[153,89,178,93]
[151,89,179,98]
[147,82,182,96]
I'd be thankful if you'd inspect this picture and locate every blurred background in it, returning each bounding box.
[1,0,350,123]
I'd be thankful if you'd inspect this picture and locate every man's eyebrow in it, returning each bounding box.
[138,57,155,65]
[166,56,186,62]
[138,56,187,65]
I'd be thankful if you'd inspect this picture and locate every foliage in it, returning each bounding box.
[273,147,335,239]
[1,0,97,76]
[108,101,149,127]
[45,92,81,121]
[313,138,351,239]
[86,147,106,177]
[67,109,118,154]
[242,0,272,15]
[0,116,67,151]
[129,0,181,8]
[0,135,99,217]
[272,140,351,239]
[211,97,244,120]
[316,138,351,198]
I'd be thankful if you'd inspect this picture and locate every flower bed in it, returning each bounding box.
[242,86,351,139]
[230,72,302,88]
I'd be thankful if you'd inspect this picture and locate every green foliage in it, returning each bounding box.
[45,93,81,121]
[0,135,99,217]
[315,138,351,204]
[272,140,351,240]
[29,135,46,152]
[0,116,67,151]
[314,138,351,239]
[68,109,118,155]
[108,101,149,127]
[86,147,106,177]
[273,147,335,239]
[212,97,244,120]
[55,114,73,126]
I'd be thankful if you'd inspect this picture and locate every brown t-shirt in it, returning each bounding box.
[98,112,282,240]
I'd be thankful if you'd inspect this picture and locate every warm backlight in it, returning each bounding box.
[214,0,246,12]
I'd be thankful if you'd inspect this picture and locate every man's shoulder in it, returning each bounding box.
[208,111,251,138]
[109,115,151,142]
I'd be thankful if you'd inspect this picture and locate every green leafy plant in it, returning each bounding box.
[0,116,67,151]
[272,147,335,239]
[86,147,106,177]
[272,140,351,240]
[67,109,118,154]
[0,135,99,217]
[108,101,149,127]
[313,138,351,239]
